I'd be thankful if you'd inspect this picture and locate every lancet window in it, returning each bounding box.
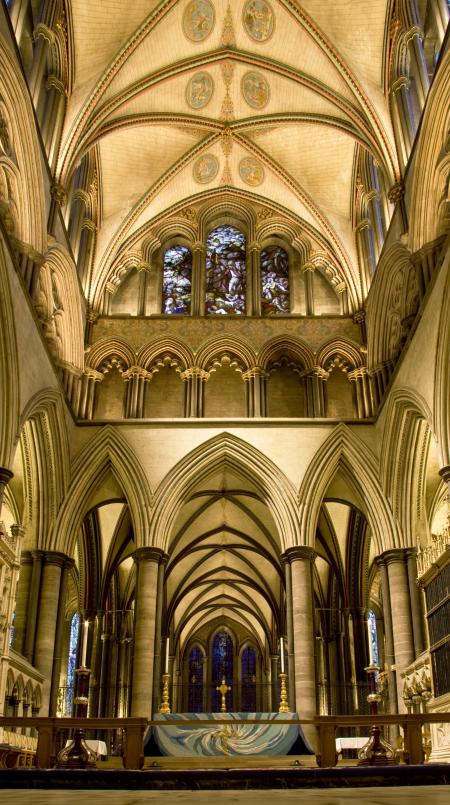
[65,612,80,715]
[211,630,234,711]
[187,645,204,712]
[162,246,192,314]
[240,646,257,711]
[206,226,246,315]
[260,246,289,314]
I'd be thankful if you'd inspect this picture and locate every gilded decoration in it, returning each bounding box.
[239,156,264,186]
[186,72,214,109]
[182,1,215,42]
[241,71,270,109]
[193,153,219,183]
[243,1,274,42]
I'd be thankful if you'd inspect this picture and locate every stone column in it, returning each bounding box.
[376,555,398,713]
[33,552,69,714]
[23,550,45,663]
[284,546,317,749]
[406,548,426,657]
[383,549,415,711]
[302,262,315,315]
[348,367,373,419]
[29,23,55,103]
[77,368,103,419]
[136,263,150,315]
[334,281,349,316]
[243,368,267,417]
[97,632,112,717]
[192,242,206,316]
[282,554,296,711]
[181,367,209,417]
[405,27,430,109]
[152,553,168,715]
[123,367,151,418]
[49,556,75,715]
[356,219,376,294]
[11,550,32,655]
[131,547,165,717]
[247,242,261,316]
[305,368,327,417]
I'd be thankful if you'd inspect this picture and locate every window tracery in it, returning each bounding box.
[206,226,246,315]
[211,630,233,711]
[260,245,289,314]
[162,245,192,314]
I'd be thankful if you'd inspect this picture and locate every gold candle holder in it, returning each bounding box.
[159,672,171,714]
[279,671,289,713]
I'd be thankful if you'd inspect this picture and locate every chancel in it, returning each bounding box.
[0,0,450,795]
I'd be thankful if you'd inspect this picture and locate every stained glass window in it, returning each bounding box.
[211,630,233,711]
[241,646,257,711]
[368,609,379,665]
[206,226,246,315]
[188,645,204,712]
[162,246,192,314]
[260,246,289,314]
[65,612,80,715]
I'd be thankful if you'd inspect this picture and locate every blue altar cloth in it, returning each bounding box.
[148,712,310,757]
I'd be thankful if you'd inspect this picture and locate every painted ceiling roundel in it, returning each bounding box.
[193,153,219,183]
[241,71,270,109]
[186,73,214,109]
[239,157,265,186]
[182,0,215,42]
[243,1,275,42]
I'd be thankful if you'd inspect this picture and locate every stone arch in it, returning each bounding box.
[408,46,450,252]
[138,338,193,373]
[380,387,435,545]
[149,432,300,553]
[38,243,85,369]
[198,200,256,242]
[258,335,314,371]
[16,388,70,550]
[0,37,46,254]
[298,424,402,554]
[434,248,450,464]
[0,240,20,467]
[86,337,135,372]
[316,338,364,371]
[53,426,152,555]
[196,336,255,372]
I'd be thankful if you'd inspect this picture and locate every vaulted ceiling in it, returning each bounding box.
[59,1,399,304]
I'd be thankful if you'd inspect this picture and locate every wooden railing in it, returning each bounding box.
[1,713,450,770]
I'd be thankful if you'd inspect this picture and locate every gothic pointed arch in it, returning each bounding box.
[0,241,20,468]
[150,432,299,553]
[54,426,153,554]
[298,423,402,554]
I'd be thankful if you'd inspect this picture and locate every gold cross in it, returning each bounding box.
[216,676,231,712]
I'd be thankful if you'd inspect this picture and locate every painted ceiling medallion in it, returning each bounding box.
[242,71,270,109]
[243,1,274,42]
[183,1,215,43]
[193,153,219,183]
[186,73,214,109]
[239,156,265,186]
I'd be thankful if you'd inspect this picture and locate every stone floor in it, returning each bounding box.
[1,788,450,804]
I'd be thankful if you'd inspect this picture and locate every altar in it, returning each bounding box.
[147,713,312,757]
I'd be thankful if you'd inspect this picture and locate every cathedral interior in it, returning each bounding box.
[0,0,450,785]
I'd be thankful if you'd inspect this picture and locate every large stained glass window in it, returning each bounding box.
[241,646,257,711]
[188,646,204,712]
[211,630,234,711]
[65,612,80,715]
[206,226,246,315]
[162,246,192,314]
[260,246,289,314]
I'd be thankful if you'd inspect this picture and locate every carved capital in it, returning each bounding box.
[391,75,410,94]
[247,241,261,253]
[301,261,316,273]
[0,467,13,489]
[50,182,67,206]
[33,23,55,46]
[378,548,409,567]
[282,546,317,564]
[122,366,151,382]
[180,367,209,381]
[133,547,166,565]
[438,466,450,485]
[42,550,73,569]
[242,367,268,381]
[46,75,66,95]
[388,181,406,203]
[352,308,366,324]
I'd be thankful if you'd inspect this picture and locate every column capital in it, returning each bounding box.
[247,241,261,253]
[20,550,33,566]
[33,23,55,46]
[0,467,13,487]
[378,547,409,566]
[301,260,316,273]
[438,465,450,485]
[388,180,405,203]
[122,366,151,382]
[30,550,45,562]
[133,546,166,565]
[242,366,268,381]
[180,366,209,381]
[42,550,74,569]
[282,546,317,564]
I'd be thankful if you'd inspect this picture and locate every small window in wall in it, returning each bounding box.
[260,246,289,314]
[206,226,246,315]
[188,646,204,712]
[65,612,80,715]
[241,646,257,711]
[211,630,234,711]
[368,609,379,665]
[162,246,192,314]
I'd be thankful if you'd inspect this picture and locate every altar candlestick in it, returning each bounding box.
[81,620,89,667]
[280,636,285,672]
[165,637,170,673]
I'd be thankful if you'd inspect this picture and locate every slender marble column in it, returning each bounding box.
[406,548,426,657]
[11,550,32,655]
[383,549,415,711]
[376,555,398,714]
[23,550,44,663]
[131,547,165,717]
[282,553,296,711]
[49,556,75,715]
[33,552,68,714]
[152,553,168,714]
[284,546,317,749]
